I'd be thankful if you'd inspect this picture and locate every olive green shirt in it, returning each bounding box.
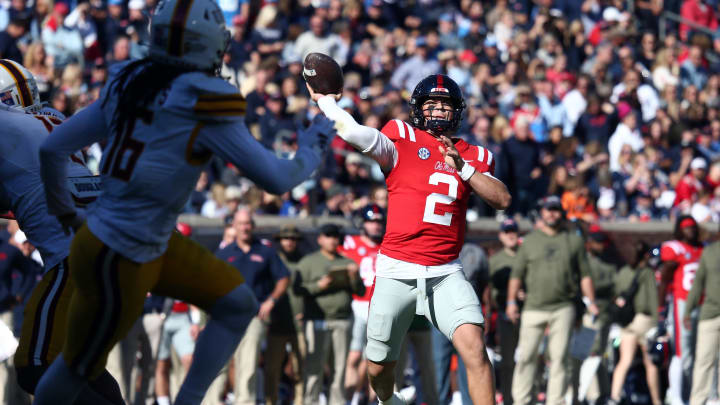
[489,249,517,311]
[274,249,305,334]
[295,250,365,321]
[686,241,720,321]
[511,230,590,311]
[587,253,617,321]
[614,265,658,321]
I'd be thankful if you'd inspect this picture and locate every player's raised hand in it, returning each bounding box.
[437,135,464,170]
[306,83,341,103]
[298,115,337,156]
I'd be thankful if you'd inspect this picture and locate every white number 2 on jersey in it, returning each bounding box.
[422,172,458,226]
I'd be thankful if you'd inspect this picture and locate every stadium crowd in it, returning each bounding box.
[0,0,720,404]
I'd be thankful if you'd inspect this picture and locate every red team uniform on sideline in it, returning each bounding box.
[339,234,379,301]
[660,239,703,356]
[661,240,702,300]
[378,119,495,266]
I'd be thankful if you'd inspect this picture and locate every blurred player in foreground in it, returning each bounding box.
[31,0,334,402]
[0,59,121,404]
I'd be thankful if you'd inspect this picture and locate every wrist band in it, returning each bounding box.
[507,300,517,306]
[460,163,476,181]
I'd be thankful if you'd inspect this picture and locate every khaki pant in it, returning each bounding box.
[304,319,351,405]
[689,315,720,405]
[233,316,267,405]
[512,305,575,405]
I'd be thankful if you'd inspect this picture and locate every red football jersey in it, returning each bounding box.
[339,234,379,302]
[660,240,703,300]
[378,119,494,266]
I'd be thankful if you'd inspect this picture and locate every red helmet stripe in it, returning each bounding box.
[436,74,444,89]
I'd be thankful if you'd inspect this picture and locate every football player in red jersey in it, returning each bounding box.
[659,215,704,405]
[311,75,510,405]
[339,204,385,405]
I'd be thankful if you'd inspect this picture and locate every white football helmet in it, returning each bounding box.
[0,59,41,113]
[148,0,230,72]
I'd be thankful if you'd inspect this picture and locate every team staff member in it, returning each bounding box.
[295,224,365,405]
[489,218,521,405]
[215,207,290,405]
[507,196,599,405]
[269,225,306,405]
[577,225,619,403]
[609,242,661,405]
[685,240,720,405]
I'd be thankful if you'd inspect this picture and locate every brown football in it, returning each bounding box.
[303,52,344,95]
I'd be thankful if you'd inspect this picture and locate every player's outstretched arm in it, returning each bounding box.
[309,86,397,172]
[39,102,108,219]
[196,119,331,195]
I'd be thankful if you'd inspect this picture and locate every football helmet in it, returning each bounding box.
[409,74,466,135]
[0,59,41,113]
[358,203,385,223]
[149,0,230,72]
[355,204,385,243]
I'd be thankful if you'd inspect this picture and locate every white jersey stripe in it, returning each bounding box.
[477,146,485,162]
[394,119,406,139]
[486,150,493,166]
[406,123,416,142]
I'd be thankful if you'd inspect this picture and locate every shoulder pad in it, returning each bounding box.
[380,119,417,142]
[163,73,246,123]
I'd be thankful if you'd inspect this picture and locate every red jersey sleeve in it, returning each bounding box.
[660,242,680,262]
[468,145,495,176]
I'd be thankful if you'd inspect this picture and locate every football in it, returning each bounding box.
[303,52,344,95]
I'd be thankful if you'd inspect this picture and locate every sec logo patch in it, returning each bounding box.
[418,147,430,160]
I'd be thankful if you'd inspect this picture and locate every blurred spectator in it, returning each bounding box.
[674,157,708,210]
[293,14,344,65]
[498,116,541,216]
[41,2,83,69]
[609,105,644,173]
[23,42,53,98]
[680,45,709,90]
[259,91,296,149]
[390,36,441,94]
[610,69,660,123]
[679,0,718,42]
[201,183,228,218]
[0,17,27,62]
